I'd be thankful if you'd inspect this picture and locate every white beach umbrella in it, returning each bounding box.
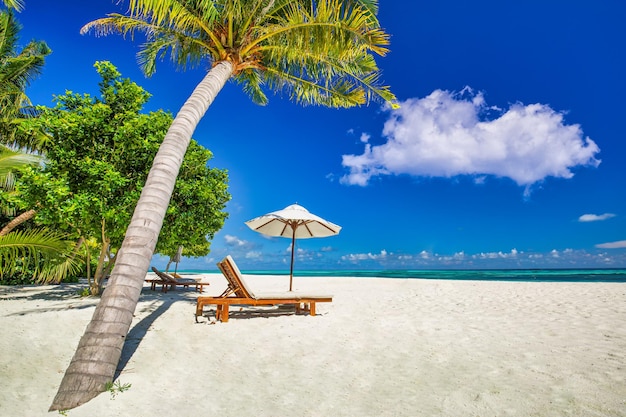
[166,245,184,274]
[245,204,341,290]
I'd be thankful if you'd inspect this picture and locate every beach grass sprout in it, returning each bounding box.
[105,380,132,400]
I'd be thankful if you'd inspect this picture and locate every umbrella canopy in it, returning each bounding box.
[245,204,341,290]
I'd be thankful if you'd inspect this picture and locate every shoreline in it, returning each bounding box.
[1,275,625,416]
[171,267,626,283]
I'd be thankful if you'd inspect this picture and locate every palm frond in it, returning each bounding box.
[233,69,268,105]
[0,13,50,92]
[128,0,220,32]
[82,12,221,76]
[1,10,52,143]
[137,28,214,76]
[0,9,19,57]
[1,115,52,151]
[242,0,396,107]
[0,228,80,284]
[263,66,365,107]
[1,0,24,12]
[0,145,40,183]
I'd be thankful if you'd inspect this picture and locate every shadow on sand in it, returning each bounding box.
[1,283,100,315]
[115,288,200,379]
[199,303,324,322]
[1,282,198,380]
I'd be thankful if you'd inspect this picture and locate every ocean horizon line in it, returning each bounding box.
[171,267,626,283]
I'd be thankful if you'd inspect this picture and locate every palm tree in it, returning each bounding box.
[0,10,70,282]
[51,0,396,411]
[0,9,51,148]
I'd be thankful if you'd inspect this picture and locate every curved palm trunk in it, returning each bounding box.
[49,61,233,412]
[0,208,35,236]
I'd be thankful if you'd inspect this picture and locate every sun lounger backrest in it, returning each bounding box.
[216,261,241,297]
[151,266,177,283]
[219,256,256,299]
[226,256,256,299]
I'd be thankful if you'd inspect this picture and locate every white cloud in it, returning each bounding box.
[224,234,248,247]
[341,88,600,192]
[578,213,616,222]
[473,249,519,259]
[341,249,388,261]
[595,240,626,249]
[284,244,306,254]
[451,251,465,260]
[224,235,259,252]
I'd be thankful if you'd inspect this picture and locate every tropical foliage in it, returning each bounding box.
[0,144,37,195]
[0,9,50,147]
[0,8,75,284]
[1,0,23,12]
[0,146,79,283]
[14,61,230,294]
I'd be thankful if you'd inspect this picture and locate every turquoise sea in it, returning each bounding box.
[182,268,626,283]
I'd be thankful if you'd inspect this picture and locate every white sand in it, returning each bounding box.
[1,273,625,416]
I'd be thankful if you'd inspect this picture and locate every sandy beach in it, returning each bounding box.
[1,273,625,416]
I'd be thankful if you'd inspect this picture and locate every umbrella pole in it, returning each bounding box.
[289,227,296,291]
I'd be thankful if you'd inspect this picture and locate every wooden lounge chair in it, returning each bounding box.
[150,267,209,293]
[145,274,168,292]
[195,255,332,322]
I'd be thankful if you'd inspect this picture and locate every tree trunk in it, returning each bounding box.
[49,61,233,412]
[91,236,110,296]
[0,208,35,236]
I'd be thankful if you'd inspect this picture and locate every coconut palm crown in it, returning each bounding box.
[81,0,397,108]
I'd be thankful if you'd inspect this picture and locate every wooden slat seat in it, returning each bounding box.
[195,255,332,322]
[149,267,209,293]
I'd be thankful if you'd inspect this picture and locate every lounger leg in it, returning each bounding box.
[310,302,316,316]
[195,301,204,323]
[221,305,229,322]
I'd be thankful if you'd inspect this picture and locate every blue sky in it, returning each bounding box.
[16,1,626,271]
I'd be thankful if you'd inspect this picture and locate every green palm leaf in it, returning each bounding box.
[0,9,51,148]
[1,0,24,12]
[0,144,39,193]
[0,228,79,283]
